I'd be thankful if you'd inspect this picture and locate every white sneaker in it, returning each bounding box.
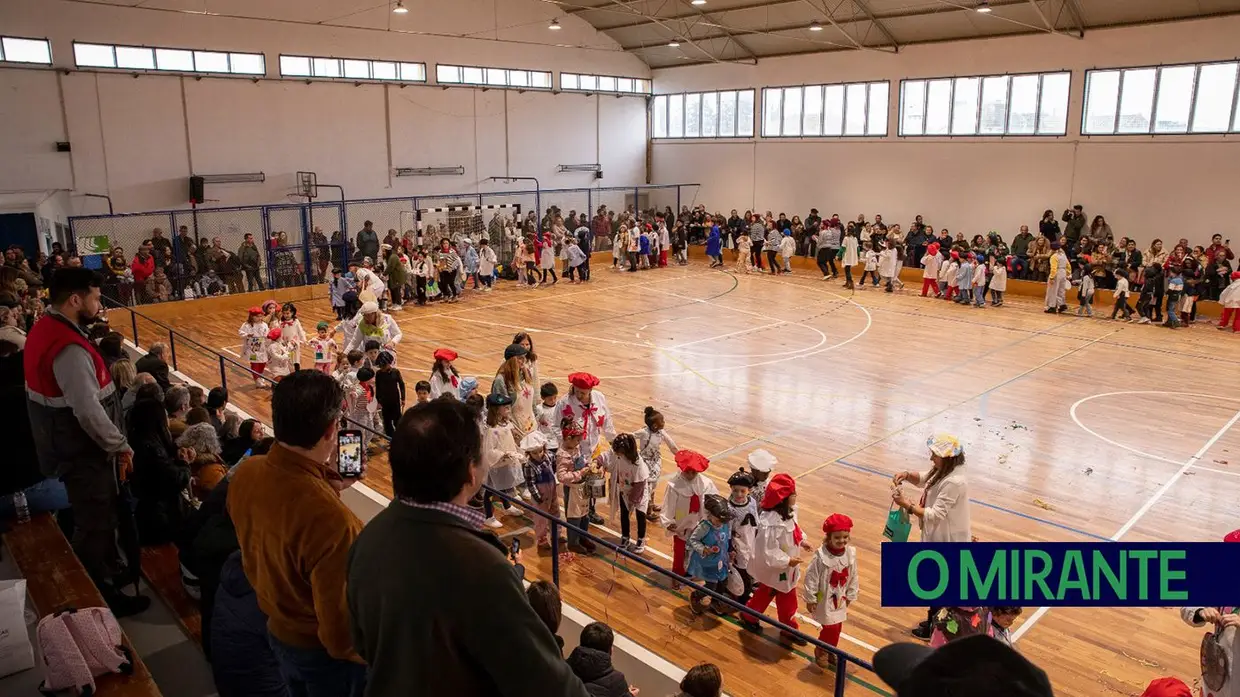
[484,517,502,528]
[504,504,523,515]
[631,538,647,554]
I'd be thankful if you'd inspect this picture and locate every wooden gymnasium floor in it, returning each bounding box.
[112,254,1240,697]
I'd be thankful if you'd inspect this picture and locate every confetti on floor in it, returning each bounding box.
[1032,498,1055,511]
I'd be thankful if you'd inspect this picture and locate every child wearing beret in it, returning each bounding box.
[802,513,859,669]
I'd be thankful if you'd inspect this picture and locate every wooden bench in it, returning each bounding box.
[139,544,203,646]
[1,512,162,696]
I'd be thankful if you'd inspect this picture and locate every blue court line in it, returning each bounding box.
[835,459,1111,542]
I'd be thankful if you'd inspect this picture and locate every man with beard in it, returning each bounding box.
[24,268,149,615]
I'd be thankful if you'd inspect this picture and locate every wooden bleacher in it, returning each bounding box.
[1,513,162,696]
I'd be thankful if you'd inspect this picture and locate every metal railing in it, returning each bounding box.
[108,294,884,697]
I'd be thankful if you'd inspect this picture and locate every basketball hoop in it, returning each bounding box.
[296,171,318,200]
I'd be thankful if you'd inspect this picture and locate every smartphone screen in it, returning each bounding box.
[510,538,521,559]
[337,430,364,478]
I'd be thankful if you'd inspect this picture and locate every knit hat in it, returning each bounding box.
[504,343,529,361]
[519,431,548,452]
[433,348,458,362]
[316,321,330,331]
[747,449,777,473]
[759,473,796,509]
[674,449,710,473]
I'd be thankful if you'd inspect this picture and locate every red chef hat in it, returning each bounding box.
[1139,677,1191,697]
[927,242,940,256]
[568,372,600,389]
[950,250,960,260]
[760,473,796,509]
[266,327,282,341]
[433,348,458,362]
[1231,271,1240,281]
[248,306,264,316]
[822,513,854,534]
[1225,529,1240,543]
[674,449,709,473]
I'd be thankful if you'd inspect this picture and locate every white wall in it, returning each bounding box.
[653,16,1240,248]
[0,0,650,214]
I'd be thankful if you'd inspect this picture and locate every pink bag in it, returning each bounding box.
[37,607,134,695]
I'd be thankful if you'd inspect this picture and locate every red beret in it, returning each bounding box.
[674,449,709,473]
[561,420,584,439]
[568,372,600,389]
[266,327,283,341]
[248,306,264,316]
[1225,529,1240,543]
[1139,677,1191,697]
[760,473,796,509]
[822,513,854,534]
[950,250,960,260]
[433,348,458,362]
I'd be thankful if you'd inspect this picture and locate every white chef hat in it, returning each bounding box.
[747,449,777,473]
[520,431,549,452]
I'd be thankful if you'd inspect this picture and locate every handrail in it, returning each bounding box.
[106,295,880,697]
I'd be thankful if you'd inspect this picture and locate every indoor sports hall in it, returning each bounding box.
[2,1,1240,697]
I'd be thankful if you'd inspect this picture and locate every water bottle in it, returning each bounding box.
[12,491,30,524]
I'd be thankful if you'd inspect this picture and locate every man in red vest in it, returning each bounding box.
[24,268,149,615]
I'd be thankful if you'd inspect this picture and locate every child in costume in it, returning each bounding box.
[261,299,280,328]
[557,420,600,554]
[972,254,987,308]
[482,393,523,528]
[943,251,961,302]
[557,372,615,526]
[635,406,679,518]
[726,469,760,605]
[1164,265,1184,328]
[1045,241,1069,313]
[278,302,306,369]
[686,494,733,615]
[1111,269,1133,320]
[803,513,859,668]
[265,328,292,382]
[989,255,1007,306]
[458,376,479,402]
[345,366,379,448]
[374,352,405,437]
[735,231,752,274]
[519,431,561,548]
[879,239,899,293]
[1075,257,1096,317]
[955,254,974,305]
[939,250,956,300]
[741,473,810,645]
[476,239,497,292]
[600,433,651,553]
[920,243,942,297]
[660,450,719,579]
[239,307,271,385]
[747,449,777,505]
[534,382,562,457]
[1218,270,1240,331]
[780,231,796,274]
[309,321,338,374]
[429,347,460,399]
[860,241,879,287]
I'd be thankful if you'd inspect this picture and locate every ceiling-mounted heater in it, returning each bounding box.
[394,166,466,177]
[557,163,603,179]
[196,172,266,183]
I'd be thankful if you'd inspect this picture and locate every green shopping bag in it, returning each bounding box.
[883,504,912,542]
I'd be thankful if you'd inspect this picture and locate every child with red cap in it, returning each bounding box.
[1139,677,1192,697]
[741,472,809,645]
[660,450,719,580]
[239,307,271,386]
[428,348,460,400]
[558,372,616,525]
[802,513,859,669]
[920,243,942,297]
[943,251,961,302]
[1217,270,1240,332]
[265,327,292,382]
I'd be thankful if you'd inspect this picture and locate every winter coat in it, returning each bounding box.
[566,646,631,697]
[211,551,290,697]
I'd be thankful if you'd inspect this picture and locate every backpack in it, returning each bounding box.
[37,607,134,696]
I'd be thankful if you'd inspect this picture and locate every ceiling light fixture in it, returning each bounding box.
[392,1,408,13]
[808,20,823,31]
[668,38,681,47]
[975,1,992,12]
[549,18,562,30]
[691,0,707,4]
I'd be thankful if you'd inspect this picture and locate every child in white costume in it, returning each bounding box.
[239,307,272,385]
[482,393,523,528]
[660,450,719,579]
[747,449,777,505]
[741,473,809,645]
[634,406,679,518]
[265,329,293,381]
[726,469,760,605]
[600,433,651,554]
[429,348,460,400]
[278,302,307,368]
[802,513,859,668]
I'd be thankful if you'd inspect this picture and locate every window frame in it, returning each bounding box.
[651,89,757,140]
[1082,60,1240,136]
[0,35,54,65]
[898,71,1072,138]
[434,62,552,91]
[760,80,889,139]
[278,53,426,84]
[72,41,265,77]
[559,72,651,96]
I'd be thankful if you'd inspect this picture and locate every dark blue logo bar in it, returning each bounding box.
[880,543,1240,607]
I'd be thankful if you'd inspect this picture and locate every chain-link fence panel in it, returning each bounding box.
[479,193,532,268]
[344,198,414,265]
[71,212,176,306]
[310,202,346,280]
[265,205,308,289]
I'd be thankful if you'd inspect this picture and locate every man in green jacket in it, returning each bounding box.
[384,245,406,310]
[1062,205,1086,255]
[238,233,264,291]
[348,400,588,697]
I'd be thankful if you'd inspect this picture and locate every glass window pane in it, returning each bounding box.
[1037,72,1069,134]
[924,79,951,135]
[802,86,823,136]
[561,73,577,90]
[280,55,310,76]
[400,63,425,81]
[867,82,888,135]
[154,48,192,71]
[1191,63,1237,132]
[719,91,736,136]
[669,94,684,137]
[653,96,668,138]
[824,84,845,135]
[899,81,923,135]
[194,51,229,73]
[457,66,479,84]
[531,72,551,88]
[1008,74,1040,134]
[486,68,507,86]
[1116,68,1156,133]
[599,76,616,92]
[372,61,397,80]
[782,87,802,137]
[763,88,782,136]
[617,78,633,92]
[844,83,867,135]
[1154,65,1195,133]
[437,65,460,83]
[313,57,340,78]
[342,59,369,79]
[115,46,155,70]
[637,79,650,93]
[1082,70,1120,134]
[685,93,701,137]
[509,70,528,87]
[737,90,754,136]
[950,77,980,135]
[75,43,115,68]
[230,53,264,75]
[2,37,51,64]
[578,74,596,90]
[978,76,1009,134]
[701,92,718,137]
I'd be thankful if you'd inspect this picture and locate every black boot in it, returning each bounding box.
[103,585,152,618]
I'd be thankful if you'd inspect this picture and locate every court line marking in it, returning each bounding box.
[793,328,1125,481]
[1012,404,1240,643]
[1070,390,1240,467]
[1190,464,1240,477]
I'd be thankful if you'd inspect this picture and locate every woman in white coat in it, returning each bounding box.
[741,473,812,645]
[340,300,403,357]
[841,232,860,290]
[893,433,972,640]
